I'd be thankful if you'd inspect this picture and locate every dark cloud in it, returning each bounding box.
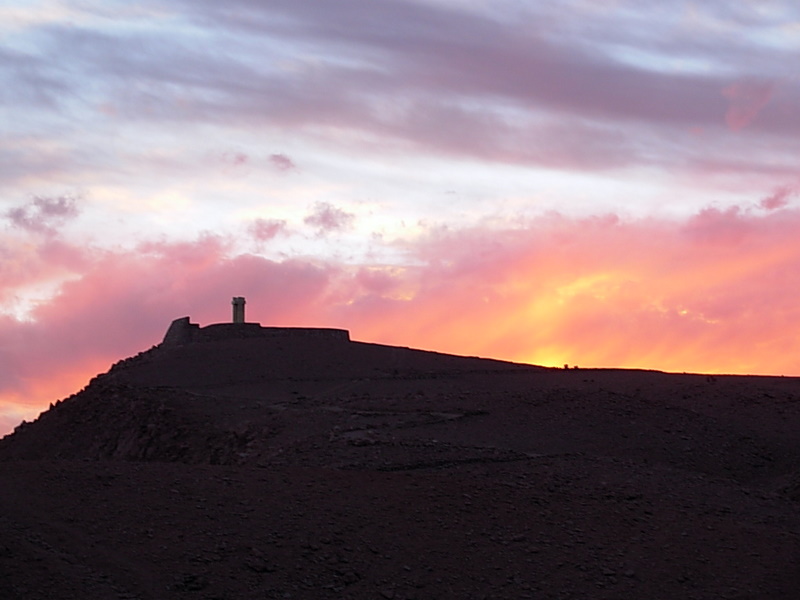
[303,202,354,235]
[34,195,79,218]
[169,0,796,133]
[4,195,80,236]
[268,154,296,172]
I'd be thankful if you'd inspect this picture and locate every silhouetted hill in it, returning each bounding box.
[0,336,537,463]
[2,330,800,599]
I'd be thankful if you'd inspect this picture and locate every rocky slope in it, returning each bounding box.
[1,334,799,599]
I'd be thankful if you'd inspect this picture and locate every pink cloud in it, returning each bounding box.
[722,80,775,131]
[249,218,287,241]
[304,202,354,235]
[760,185,796,211]
[682,206,753,245]
[354,267,404,295]
[0,234,90,306]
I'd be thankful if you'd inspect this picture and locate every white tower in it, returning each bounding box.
[232,296,246,323]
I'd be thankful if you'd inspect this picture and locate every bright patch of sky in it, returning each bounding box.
[604,45,728,76]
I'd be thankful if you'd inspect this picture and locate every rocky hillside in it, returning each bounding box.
[2,333,800,599]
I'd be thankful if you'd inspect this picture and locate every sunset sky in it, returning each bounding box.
[3,0,800,434]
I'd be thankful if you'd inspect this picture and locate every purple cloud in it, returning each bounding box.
[269,154,296,172]
[10,0,798,183]
[304,202,354,235]
[5,195,80,236]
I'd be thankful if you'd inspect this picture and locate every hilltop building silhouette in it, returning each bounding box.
[161,297,349,347]
[232,296,246,323]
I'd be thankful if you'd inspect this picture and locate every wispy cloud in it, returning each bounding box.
[759,185,797,211]
[6,0,799,180]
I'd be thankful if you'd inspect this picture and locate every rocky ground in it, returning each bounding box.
[1,335,799,599]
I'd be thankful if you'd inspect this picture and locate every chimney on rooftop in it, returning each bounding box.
[232,296,246,323]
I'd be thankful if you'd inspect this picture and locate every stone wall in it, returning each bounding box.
[161,317,350,347]
[162,317,200,346]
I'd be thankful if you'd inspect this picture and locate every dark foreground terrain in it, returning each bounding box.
[2,333,799,599]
